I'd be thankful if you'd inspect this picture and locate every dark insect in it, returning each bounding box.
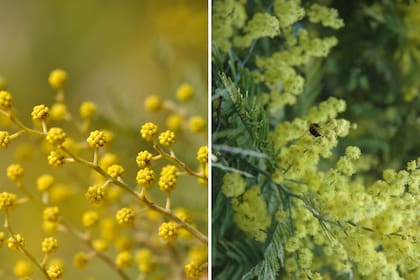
[309,123,321,137]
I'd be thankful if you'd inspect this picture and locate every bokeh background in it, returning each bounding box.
[0,1,207,279]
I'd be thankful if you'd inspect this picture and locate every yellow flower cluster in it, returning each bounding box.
[41,237,59,254]
[86,130,108,148]
[0,192,17,210]
[85,185,105,205]
[115,208,135,226]
[158,221,178,241]
[158,165,178,192]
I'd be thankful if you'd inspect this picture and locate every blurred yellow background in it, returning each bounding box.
[0,1,207,279]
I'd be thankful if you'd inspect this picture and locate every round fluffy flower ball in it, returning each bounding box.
[87,130,107,149]
[0,192,17,210]
[79,101,97,119]
[136,150,153,168]
[31,104,49,121]
[158,221,178,241]
[158,130,176,146]
[116,208,136,226]
[6,164,24,182]
[176,83,194,102]
[46,127,67,146]
[144,95,162,112]
[189,116,206,133]
[158,165,178,192]
[196,146,208,164]
[107,164,125,179]
[136,167,155,188]
[0,90,12,111]
[140,122,158,141]
[13,260,33,278]
[41,237,59,254]
[48,69,68,90]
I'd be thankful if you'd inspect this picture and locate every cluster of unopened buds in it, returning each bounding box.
[0,69,208,279]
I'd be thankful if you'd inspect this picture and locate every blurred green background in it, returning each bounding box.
[0,1,207,279]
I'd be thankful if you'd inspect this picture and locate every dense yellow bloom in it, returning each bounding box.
[0,131,10,149]
[6,163,24,182]
[48,150,66,167]
[158,130,176,146]
[188,116,206,133]
[158,165,178,192]
[48,69,68,89]
[144,95,162,112]
[79,101,97,119]
[184,261,203,280]
[0,192,17,210]
[73,252,89,269]
[85,185,105,205]
[158,221,178,241]
[41,237,59,254]
[115,208,135,226]
[136,167,155,188]
[140,122,158,141]
[46,127,67,146]
[176,83,194,102]
[37,174,55,192]
[107,164,125,179]
[50,103,68,120]
[135,248,155,273]
[31,104,49,121]
[13,260,33,277]
[0,90,12,111]
[92,239,109,252]
[47,264,63,280]
[166,113,183,132]
[87,130,107,148]
[7,233,25,250]
[82,211,99,228]
[136,150,153,168]
[196,145,208,164]
[221,173,246,198]
[115,251,132,268]
[43,206,60,223]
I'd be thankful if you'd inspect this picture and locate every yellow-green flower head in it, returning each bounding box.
[158,221,178,241]
[135,248,154,273]
[48,150,66,167]
[136,150,153,168]
[82,210,99,228]
[0,192,17,210]
[6,163,24,182]
[79,101,97,119]
[176,83,194,102]
[184,261,203,280]
[31,104,49,121]
[406,160,417,171]
[345,146,361,160]
[158,130,176,146]
[0,90,12,111]
[166,114,183,132]
[85,185,105,205]
[188,116,206,133]
[87,130,107,149]
[144,95,162,112]
[221,173,246,197]
[92,239,108,252]
[158,165,178,192]
[37,174,55,192]
[0,131,10,149]
[73,252,89,269]
[48,69,68,90]
[196,146,208,164]
[115,250,132,268]
[107,164,125,179]
[46,127,67,146]
[47,264,63,280]
[136,167,155,188]
[140,122,158,141]
[41,237,59,254]
[50,103,68,121]
[116,208,135,226]
[13,259,33,278]
[43,206,60,223]
[7,234,25,250]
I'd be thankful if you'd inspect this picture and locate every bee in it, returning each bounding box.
[309,123,321,137]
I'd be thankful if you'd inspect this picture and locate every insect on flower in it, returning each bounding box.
[309,123,321,137]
